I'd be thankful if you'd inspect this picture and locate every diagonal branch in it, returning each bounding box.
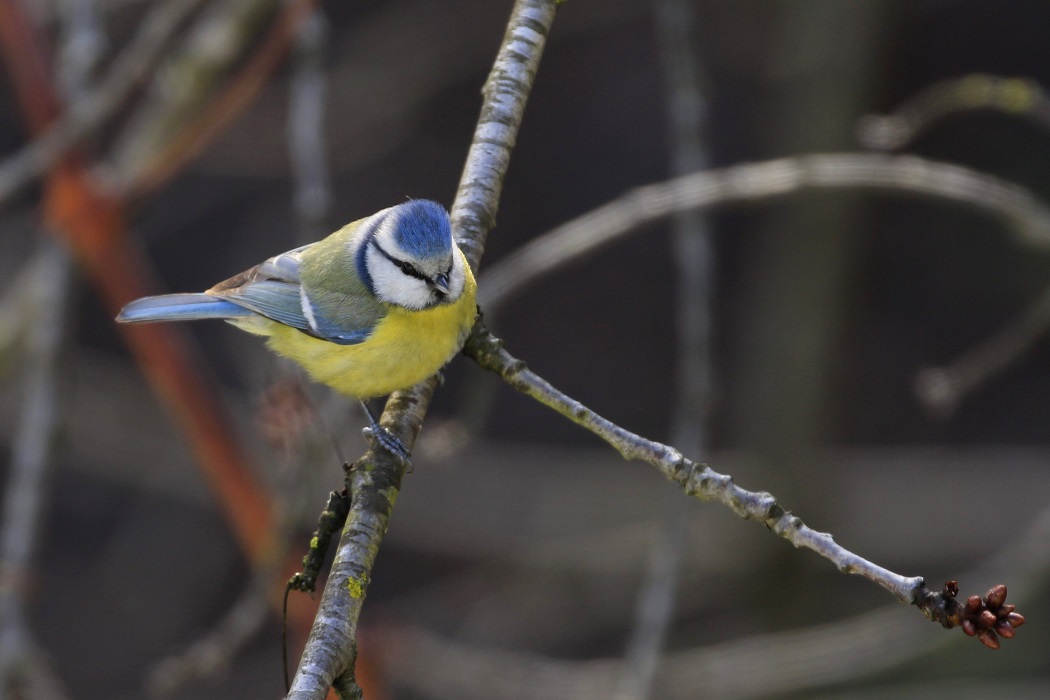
[464,317,1025,645]
[285,2,560,698]
[462,318,931,605]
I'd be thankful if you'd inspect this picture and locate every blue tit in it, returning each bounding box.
[117,199,477,460]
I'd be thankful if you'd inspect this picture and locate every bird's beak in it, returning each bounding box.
[431,272,450,296]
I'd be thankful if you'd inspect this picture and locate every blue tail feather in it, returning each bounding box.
[116,293,253,324]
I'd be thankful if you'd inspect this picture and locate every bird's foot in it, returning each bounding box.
[358,399,411,467]
[362,424,411,466]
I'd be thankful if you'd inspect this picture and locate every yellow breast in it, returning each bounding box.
[256,267,477,399]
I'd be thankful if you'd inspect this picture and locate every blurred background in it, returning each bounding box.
[1,0,1050,698]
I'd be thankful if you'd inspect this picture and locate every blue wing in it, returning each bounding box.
[207,243,376,345]
[211,280,314,333]
[117,293,253,323]
[117,241,378,346]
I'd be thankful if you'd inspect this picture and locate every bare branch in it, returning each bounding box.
[385,443,1050,699]
[477,153,1050,310]
[464,318,925,601]
[449,0,560,271]
[286,2,560,697]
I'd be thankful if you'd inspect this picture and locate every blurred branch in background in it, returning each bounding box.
[855,74,1050,419]
[0,0,205,208]
[288,8,332,244]
[104,0,282,188]
[0,1,324,695]
[0,238,74,700]
[145,574,273,698]
[915,284,1050,418]
[478,153,1050,310]
[118,0,315,198]
[380,443,1050,699]
[617,0,712,697]
[0,0,99,694]
[0,256,44,382]
[857,74,1050,152]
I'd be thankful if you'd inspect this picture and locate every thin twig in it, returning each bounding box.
[0,0,205,208]
[477,153,1050,310]
[285,3,560,698]
[463,319,924,600]
[858,74,1050,151]
[469,320,1020,641]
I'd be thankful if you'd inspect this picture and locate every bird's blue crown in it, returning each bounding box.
[391,200,453,260]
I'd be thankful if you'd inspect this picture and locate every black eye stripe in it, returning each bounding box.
[370,238,429,282]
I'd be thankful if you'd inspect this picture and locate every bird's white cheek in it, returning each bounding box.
[366,250,431,309]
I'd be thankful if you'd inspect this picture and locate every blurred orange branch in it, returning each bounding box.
[1,2,379,693]
[0,0,61,130]
[0,0,274,562]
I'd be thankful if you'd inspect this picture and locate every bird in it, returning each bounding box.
[117,199,478,461]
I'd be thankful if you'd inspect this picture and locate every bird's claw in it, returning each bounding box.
[362,425,412,467]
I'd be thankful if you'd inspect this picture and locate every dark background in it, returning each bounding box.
[2,1,1050,697]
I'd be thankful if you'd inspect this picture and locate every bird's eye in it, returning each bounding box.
[400,261,417,275]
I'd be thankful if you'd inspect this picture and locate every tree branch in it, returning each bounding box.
[285,2,560,697]
[463,317,931,604]
[449,0,559,271]
[468,315,1025,645]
